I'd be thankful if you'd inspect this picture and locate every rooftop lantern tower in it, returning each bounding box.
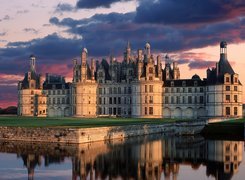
[29,55,36,72]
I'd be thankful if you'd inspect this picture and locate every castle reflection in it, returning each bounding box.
[0,135,243,180]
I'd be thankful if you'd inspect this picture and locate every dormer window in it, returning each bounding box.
[171,81,174,87]
[194,81,198,87]
[182,81,186,87]
[226,77,230,83]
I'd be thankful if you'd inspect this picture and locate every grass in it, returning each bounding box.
[0,116,188,128]
[214,118,245,125]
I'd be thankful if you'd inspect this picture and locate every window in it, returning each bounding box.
[145,107,147,115]
[171,81,174,87]
[188,96,192,104]
[124,87,127,94]
[109,87,112,94]
[183,96,185,104]
[234,95,238,102]
[62,98,65,104]
[145,96,147,103]
[114,97,117,104]
[234,107,238,116]
[149,96,153,103]
[183,88,186,93]
[226,77,230,83]
[171,88,174,93]
[235,77,238,83]
[149,107,153,115]
[99,98,102,105]
[226,107,230,116]
[99,72,103,77]
[118,97,121,104]
[165,97,169,104]
[226,95,230,102]
[225,86,230,91]
[176,96,180,104]
[188,88,192,93]
[57,90,60,95]
[109,108,112,115]
[113,87,117,94]
[200,96,204,104]
[234,86,238,91]
[109,97,112,104]
[57,98,60,104]
[195,96,197,104]
[118,87,121,94]
[182,81,186,87]
[200,88,203,92]
[99,88,102,94]
[165,88,169,93]
[149,85,153,92]
[124,97,127,104]
[177,88,180,93]
[53,98,56,104]
[226,145,230,152]
[145,85,147,92]
[128,87,131,94]
[171,96,174,104]
[194,81,198,87]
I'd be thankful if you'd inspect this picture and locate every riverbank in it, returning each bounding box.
[0,116,206,143]
[202,118,245,140]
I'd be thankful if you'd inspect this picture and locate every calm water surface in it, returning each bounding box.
[0,135,244,180]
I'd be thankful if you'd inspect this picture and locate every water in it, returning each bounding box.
[0,135,244,180]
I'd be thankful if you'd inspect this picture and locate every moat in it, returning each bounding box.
[0,134,244,180]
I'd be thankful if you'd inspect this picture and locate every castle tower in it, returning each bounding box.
[91,58,95,80]
[206,41,243,117]
[137,49,143,80]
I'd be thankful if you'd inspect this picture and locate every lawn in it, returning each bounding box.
[216,118,245,124]
[0,116,183,128]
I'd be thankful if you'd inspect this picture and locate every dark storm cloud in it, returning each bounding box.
[0,33,84,75]
[135,0,245,24]
[49,12,244,57]
[76,0,132,9]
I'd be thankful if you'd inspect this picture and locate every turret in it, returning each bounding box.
[137,49,143,80]
[145,42,151,60]
[30,55,36,72]
[91,58,95,80]
[157,55,162,80]
[125,41,131,63]
[81,48,87,81]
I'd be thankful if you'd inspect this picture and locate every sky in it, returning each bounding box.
[0,0,244,108]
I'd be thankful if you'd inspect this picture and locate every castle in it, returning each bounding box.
[18,41,243,119]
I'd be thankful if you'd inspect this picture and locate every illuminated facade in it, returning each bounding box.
[18,41,243,118]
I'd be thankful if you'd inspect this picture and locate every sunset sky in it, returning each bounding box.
[0,0,244,108]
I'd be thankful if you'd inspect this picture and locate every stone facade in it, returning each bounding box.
[18,41,243,118]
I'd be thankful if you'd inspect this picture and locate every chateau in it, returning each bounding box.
[18,41,243,119]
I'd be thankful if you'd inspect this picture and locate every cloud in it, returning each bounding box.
[0,15,11,21]
[76,0,132,9]
[135,0,245,24]
[0,32,7,36]
[23,28,39,34]
[16,10,29,14]
[55,3,74,13]
[48,12,244,57]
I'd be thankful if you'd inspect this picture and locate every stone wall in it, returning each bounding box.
[0,124,176,144]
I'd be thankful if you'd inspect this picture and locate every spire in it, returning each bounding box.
[29,54,36,72]
[218,41,234,75]
[127,41,131,50]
